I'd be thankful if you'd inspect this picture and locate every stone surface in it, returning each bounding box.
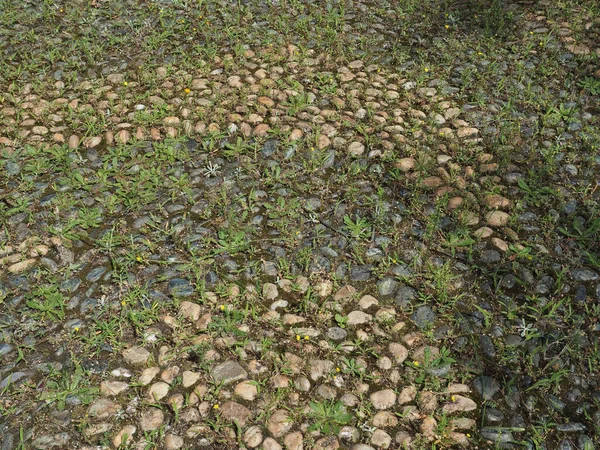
[123,346,150,365]
[268,409,293,437]
[211,361,248,384]
[370,389,397,410]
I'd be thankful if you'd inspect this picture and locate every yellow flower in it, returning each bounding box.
[451,395,456,402]
[296,335,301,341]
[445,25,449,29]
[304,335,309,340]
[121,301,126,306]
[466,433,471,438]
[123,81,128,86]
[336,367,341,372]
[413,361,419,366]
[74,326,79,332]
[184,88,191,94]
[136,255,142,261]
[220,305,225,311]
[213,404,219,409]
[424,67,429,73]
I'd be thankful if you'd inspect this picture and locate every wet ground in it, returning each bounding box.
[1,0,600,449]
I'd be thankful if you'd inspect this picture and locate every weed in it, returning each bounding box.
[307,400,353,434]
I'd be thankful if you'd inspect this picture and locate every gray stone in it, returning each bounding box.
[577,435,595,450]
[480,428,513,444]
[327,327,347,341]
[350,265,374,281]
[555,423,585,433]
[473,375,501,400]
[395,286,418,307]
[211,361,247,385]
[377,277,398,296]
[32,433,70,449]
[572,268,599,282]
[411,306,436,329]
[168,278,195,297]
[0,371,29,389]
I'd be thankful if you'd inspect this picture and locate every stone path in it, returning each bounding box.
[1,1,600,449]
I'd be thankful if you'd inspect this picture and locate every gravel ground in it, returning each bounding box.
[1,0,599,449]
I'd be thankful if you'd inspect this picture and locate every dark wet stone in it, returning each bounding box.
[261,260,278,276]
[519,268,535,285]
[35,361,63,374]
[484,407,504,422]
[545,394,566,412]
[5,161,20,176]
[1,433,14,450]
[65,319,83,331]
[577,435,594,450]
[39,193,56,206]
[40,257,59,273]
[566,388,582,403]
[377,278,398,296]
[571,268,599,282]
[204,270,219,285]
[0,344,13,357]
[0,371,29,389]
[505,386,520,410]
[557,439,573,450]
[473,375,501,400]
[322,150,336,168]
[563,200,577,214]
[138,288,164,305]
[350,264,374,281]
[480,250,501,265]
[86,266,107,282]
[502,274,518,289]
[80,298,98,314]
[479,335,496,358]
[395,285,418,308]
[480,427,514,444]
[428,365,451,377]
[391,264,412,278]
[82,358,109,374]
[535,275,553,294]
[505,334,524,346]
[574,285,586,302]
[327,327,347,341]
[283,146,296,159]
[555,423,585,433]
[8,275,28,290]
[168,278,194,297]
[49,410,71,427]
[510,413,526,429]
[433,325,451,339]
[490,325,504,338]
[411,306,436,329]
[262,139,278,157]
[61,278,81,293]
